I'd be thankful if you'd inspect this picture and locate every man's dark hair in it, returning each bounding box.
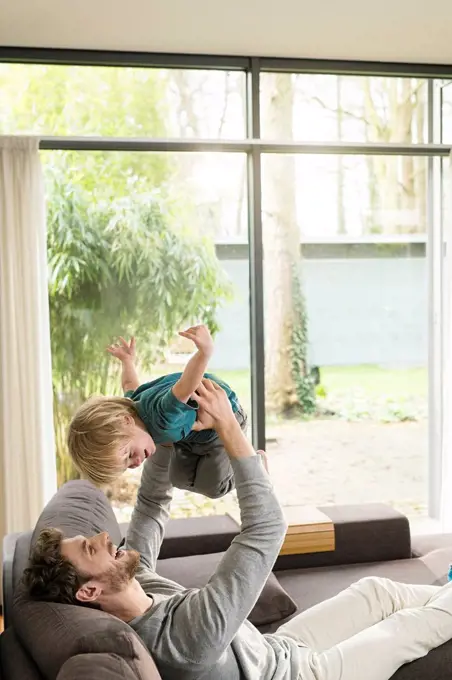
[23,528,88,605]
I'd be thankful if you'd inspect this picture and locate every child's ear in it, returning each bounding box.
[76,581,102,604]
[124,414,135,427]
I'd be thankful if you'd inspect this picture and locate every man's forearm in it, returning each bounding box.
[217,417,256,460]
[172,350,210,403]
[157,379,285,664]
[162,455,287,666]
[122,359,140,393]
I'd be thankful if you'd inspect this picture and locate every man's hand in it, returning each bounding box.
[193,379,236,433]
[191,405,215,432]
[195,380,255,461]
[179,325,214,358]
[107,336,136,363]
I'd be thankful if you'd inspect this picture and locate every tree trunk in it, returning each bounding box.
[262,73,307,413]
[398,80,416,231]
[414,90,427,232]
[364,77,419,233]
[336,76,346,235]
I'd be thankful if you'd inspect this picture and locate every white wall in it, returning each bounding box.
[1,0,452,64]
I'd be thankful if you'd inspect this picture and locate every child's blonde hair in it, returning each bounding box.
[67,395,138,487]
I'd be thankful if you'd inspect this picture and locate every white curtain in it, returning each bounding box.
[0,137,57,553]
[441,153,452,530]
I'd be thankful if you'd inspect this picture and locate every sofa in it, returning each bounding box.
[2,479,452,680]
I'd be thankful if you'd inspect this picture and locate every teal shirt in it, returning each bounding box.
[125,372,239,444]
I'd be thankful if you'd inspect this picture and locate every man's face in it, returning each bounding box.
[61,532,140,603]
[119,422,156,470]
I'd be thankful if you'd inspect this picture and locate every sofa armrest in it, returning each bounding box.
[120,515,240,560]
[274,504,411,571]
[120,504,410,570]
[2,533,20,628]
[411,533,452,558]
[0,627,42,680]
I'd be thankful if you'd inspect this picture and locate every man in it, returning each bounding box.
[25,379,452,680]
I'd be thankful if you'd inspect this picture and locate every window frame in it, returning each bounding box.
[2,46,452,520]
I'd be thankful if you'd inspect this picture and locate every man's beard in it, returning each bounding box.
[101,549,140,594]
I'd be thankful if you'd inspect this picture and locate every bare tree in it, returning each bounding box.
[262,73,314,414]
[170,71,245,239]
[336,76,346,235]
[301,76,427,234]
[362,77,426,233]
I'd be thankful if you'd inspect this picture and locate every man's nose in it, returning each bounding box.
[96,532,109,545]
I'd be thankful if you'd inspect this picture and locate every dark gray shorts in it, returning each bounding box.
[169,405,247,499]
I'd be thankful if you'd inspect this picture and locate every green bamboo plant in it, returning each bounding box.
[46,166,232,485]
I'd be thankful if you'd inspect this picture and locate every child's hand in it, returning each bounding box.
[107,336,136,363]
[179,325,214,357]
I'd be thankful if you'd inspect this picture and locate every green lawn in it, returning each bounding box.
[215,369,253,411]
[320,365,427,398]
[154,364,427,421]
[215,365,427,407]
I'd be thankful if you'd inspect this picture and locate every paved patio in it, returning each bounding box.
[111,418,428,522]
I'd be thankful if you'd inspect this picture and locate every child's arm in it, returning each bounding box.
[126,445,175,573]
[172,325,214,403]
[107,336,140,394]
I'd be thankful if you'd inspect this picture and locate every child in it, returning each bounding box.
[67,325,247,498]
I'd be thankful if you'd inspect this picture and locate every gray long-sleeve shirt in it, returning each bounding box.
[125,446,301,679]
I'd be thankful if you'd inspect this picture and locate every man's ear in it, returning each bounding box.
[76,581,102,604]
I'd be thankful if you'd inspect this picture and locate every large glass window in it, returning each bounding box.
[260,73,428,143]
[262,154,428,517]
[0,64,246,138]
[43,150,249,520]
[2,55,448,523]
[440,80,452,142]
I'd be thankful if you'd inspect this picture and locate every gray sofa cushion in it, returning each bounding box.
[411,534,452,558]
[2,531,21,628]
[12,531,33,596]
[157,551,298,626]
[153,514,240,559]
[264,547,452,680]
[57,653,141,679]
[13,583,161,680]
[391,640,452,680]
[12,479,160,680]
[31,479,122,546]
[11,480,123,607]
[0,627,42,680]
[267,547,452,633]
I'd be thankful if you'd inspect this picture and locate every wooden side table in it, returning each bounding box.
[227,505,335,556]
[280,506,335,555]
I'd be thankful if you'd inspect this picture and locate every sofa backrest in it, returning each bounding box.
[13,582,161,680]
[11,479,162,680]
[57,653,143,679]
[1,627,42,680]
[31,479,123,545]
